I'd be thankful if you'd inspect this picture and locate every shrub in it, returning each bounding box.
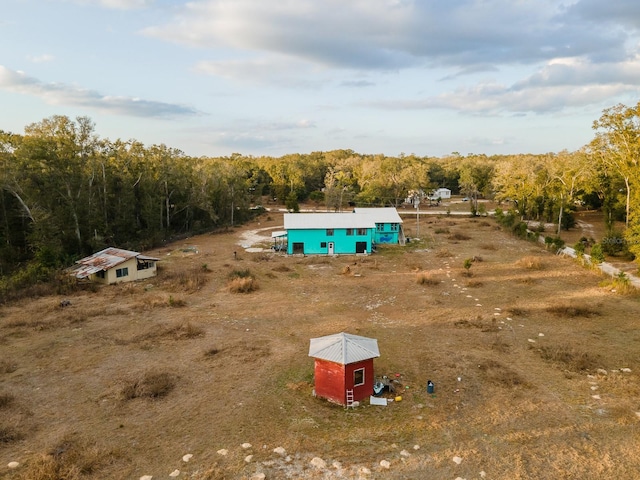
[601,230,628,256]
[573,241,585,256]
[415,272,440,285]
[228,277,259,293]
[590,243,605,264]
[516,256,543,270]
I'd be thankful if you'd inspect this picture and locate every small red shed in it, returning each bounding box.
[309,332,380,406]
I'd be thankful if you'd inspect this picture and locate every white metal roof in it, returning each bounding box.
[309,332,380,364]
[353,207,403,224]
[284,213,376,230]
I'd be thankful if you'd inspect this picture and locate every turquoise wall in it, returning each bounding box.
[373,222,401,244]
[287,228,374,255]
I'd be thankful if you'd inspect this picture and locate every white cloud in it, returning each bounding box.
[74,0,154,9]
[0,66,198,118]
[365,56,640,114]
[27,54,55,64]
[143,0,637,72]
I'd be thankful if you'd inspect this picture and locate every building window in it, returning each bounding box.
[326,229,334,236]
[116,267,129,278]
[391,223,399,231]
[320,242,327,248]
[377,224,384,231]
[137,260,154,270]
[96,270,105,279]
[354,368,365,386]
[346,228,353,236]
[357,228,367,236]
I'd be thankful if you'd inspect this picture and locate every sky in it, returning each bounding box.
[2,0,640,158]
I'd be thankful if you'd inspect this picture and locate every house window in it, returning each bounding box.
[377,224,384,231]
[346,229,353,236]
[137,260,154,270]
[116,267,129,278]
[326,229,334,236]
[391,223,399,231]
[357,228,367,235]
[320,242,327,248]
[354,368,365,386]
[96,270,105,279]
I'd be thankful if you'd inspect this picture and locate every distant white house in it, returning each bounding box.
[434,187,451,199]
[67,247,159,284]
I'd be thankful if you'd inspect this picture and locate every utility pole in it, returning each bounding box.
[415,196,420,238]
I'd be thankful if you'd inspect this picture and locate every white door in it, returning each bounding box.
[328,242,334,255]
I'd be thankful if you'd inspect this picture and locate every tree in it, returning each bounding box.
[546,150,594,234]
[591,103,640,228]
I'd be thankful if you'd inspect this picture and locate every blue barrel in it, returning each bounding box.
[427,380,434,394]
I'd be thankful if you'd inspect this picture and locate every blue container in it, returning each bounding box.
[427,380,434,394]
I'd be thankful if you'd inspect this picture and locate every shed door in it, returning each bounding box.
[355,241,367,254]
[292,242,304,254]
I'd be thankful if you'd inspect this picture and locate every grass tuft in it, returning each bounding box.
[535,344,601,372]
[122,371,176,400]
[415,272,440,285]
[522,255,544,269]
[516,256,543,270]
[228,277,259,293]
[545,304,600,317]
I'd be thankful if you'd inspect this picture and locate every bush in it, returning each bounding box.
[573,241,585,256]
[601,230,628,256]
[415,272,440,285]
[590,243,605,264]
[228,277,259,293]
[516,256,543,270]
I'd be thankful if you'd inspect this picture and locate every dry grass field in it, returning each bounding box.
[2,209,640,479]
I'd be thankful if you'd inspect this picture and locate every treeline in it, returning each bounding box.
[1,104,639,283]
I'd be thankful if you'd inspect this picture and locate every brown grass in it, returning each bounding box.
[415,272,440,285]
[516,255,544,269]
[534,344,602,372]
[2,211,640,479]
[121,371,177,400]
[228,276,259,293]
[435,248,453,257]
[0,392,15,409]
[545,304,601,317]
[448,232,472,241]
[14,435,114,480]
[0,359,17,374]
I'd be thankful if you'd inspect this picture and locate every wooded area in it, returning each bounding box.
[1,102,639,294]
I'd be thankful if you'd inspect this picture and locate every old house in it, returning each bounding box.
[67,247,159,284]
[309,332,380,406]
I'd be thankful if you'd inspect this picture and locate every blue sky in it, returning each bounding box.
[2,0,640,158]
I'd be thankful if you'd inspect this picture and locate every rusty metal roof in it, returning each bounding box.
[309,332,380,365]
[68,247,159,279]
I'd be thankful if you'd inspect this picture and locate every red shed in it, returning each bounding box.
[309,332,380,406]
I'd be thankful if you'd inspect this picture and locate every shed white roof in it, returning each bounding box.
[353,207,403,224]
[309,332,380,364]
[284,213,375,230]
